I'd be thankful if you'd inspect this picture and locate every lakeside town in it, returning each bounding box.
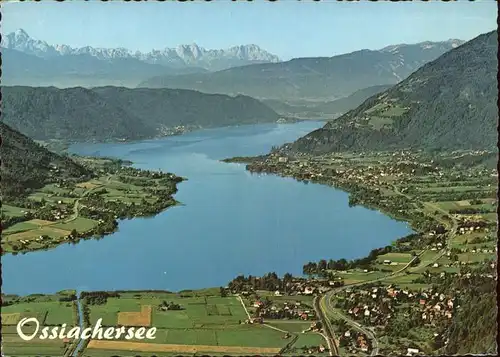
[1,3,497,355]
[2,147,497,356]
[222,148,497,355]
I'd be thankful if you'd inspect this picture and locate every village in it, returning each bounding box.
[223,148,497,356]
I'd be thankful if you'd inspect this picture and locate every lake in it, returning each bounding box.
[2,122,413,295]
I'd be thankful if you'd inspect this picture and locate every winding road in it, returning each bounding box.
[316,188,459,356]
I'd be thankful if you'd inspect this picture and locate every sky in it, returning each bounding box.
[1,0,497,60]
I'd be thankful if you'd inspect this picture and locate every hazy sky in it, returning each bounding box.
[2,0,497,60]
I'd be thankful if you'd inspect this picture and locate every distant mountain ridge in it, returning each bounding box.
[1,86,281,142]
[139,39,465,100]
[2,29,281,71]
[262,85,394,119]
[285,31,497,153]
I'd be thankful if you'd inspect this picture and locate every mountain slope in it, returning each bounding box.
[138,40,464,101]
[1,86,281,142]
[91,87,280,129]
[286,31,497,153]
[1,122,91,199]
[262,85,393,119]
[1,86,157,141]
[313,85,394,115]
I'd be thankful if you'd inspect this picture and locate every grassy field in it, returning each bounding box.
[2,204,31,217]
[82,292,293,355]
[1,293,79,357]
[51,217,98,232]
[2,300,76,326]
[332,270,387,284]
[377,252,413,264]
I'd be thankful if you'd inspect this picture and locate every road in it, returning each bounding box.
[313,296,338,356]
[237,295,318,353]
[324,300,379,356]
[317,186,459,356]
[64,179,108,223]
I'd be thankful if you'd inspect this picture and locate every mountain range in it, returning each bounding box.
[284,31,497,153]
[1,29,281,87]
[139,39,465,101]
[1,86,281,142]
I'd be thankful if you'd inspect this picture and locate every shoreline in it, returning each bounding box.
[222,155,421,233]
[2,161,185,256]
[42,118,305,152]
[4,147,494,297]
[3,152,417,296]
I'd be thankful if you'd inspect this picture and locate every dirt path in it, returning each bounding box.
[87,340,281,354]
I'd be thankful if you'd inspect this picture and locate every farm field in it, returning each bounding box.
[85,340,282,355]
[1,292,79,357]
[377,252,413,264]
[82,291,295,355]
[1,166,181,254]
[2,204,31,217]
[332,270,387,284]
[382,273,431,290]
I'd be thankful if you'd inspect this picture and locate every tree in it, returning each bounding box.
[219,287,227,297]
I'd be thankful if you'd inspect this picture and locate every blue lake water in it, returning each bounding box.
[2,122,412,295]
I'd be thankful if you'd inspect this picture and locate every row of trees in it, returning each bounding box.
[303,245,395,275]
[81,291,120,305]
[228,272,294,292]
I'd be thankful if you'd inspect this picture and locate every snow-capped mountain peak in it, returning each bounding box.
[2,29,281,70]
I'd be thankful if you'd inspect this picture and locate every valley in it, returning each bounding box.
[1,5,497,357]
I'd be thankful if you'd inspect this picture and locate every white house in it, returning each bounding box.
[303,287,314,295]
[407,348,420,356]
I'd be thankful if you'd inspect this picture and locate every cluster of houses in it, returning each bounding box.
[337,284,459,328]
[455,216,489,233]
[338,329,372,354]
[252,299,317,321]
[297,344,327,355]
[418,292,456,323]
[258,153,420,189]
[235,279,337,299]
[36,202,72,221]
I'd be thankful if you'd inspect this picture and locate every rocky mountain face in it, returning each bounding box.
[2,29,280,71]
[139,39,465,101]
[285,31,497,153]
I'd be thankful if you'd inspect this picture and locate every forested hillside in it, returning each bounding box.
[92,87,280,129]
[287,31,497,153]
[2,86,280,142]
[442,271,497,355]
[1,122,91,199]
